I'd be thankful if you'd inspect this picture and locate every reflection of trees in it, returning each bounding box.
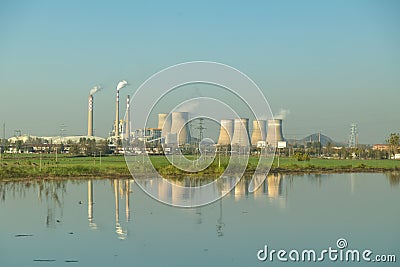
[386,172,400,186]
[0,179,69,227]
[0,179,67,203]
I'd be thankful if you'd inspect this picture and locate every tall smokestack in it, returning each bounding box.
[87,85,101,137]
[170,112,190,145]
[87,95,94,136]
[266,119,284,147]
[115,90,120,139]
[158,113,172,137]
[251,120,267,145]
[125,95,130,140]
[115,80,128,139]
[231,118,250,147]
[217,119,234,145]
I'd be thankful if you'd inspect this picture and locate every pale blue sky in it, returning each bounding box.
[0,0,399,144]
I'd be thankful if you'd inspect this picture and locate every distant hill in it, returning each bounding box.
[287,133,345,147]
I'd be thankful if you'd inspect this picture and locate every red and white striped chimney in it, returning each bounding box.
[87,94,94,136]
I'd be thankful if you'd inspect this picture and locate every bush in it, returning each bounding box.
[294,152,310,162]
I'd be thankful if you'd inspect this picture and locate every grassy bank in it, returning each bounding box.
[0,154,400,179]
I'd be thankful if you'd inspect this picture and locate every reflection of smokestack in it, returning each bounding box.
[88,179,93,221]
[114,179,127,239]
[170,112,190,145]
[88,95,94,136]
[251,120,267,145]
[231,118,250,147]
[266,119,284,147]
[114,90,119,139]
[114,180,119,223]
[125,95,130,140]
[158,113,172,137]
[125,180,130,222]
[217,119,234,145]
[88,179,97,229]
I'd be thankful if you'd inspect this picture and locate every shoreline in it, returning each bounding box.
[0,166,398,182]
[1,155,399,181]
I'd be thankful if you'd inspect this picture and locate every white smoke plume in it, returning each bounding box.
[275,108,290,119]
[89,85,102,95]
[117,80,128,91]
[176,99,201,114]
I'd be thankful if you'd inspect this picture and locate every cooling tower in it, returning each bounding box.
[266,119,284,147]
[158,113,172,137]
[114,90,120,139]
[231,118,250,147]
[125,95,130,139]
[251,120,267,145]
[170,112,190,145]
[217,119,234,145]
[87,95,94,136]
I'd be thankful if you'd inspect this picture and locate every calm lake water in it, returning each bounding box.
[0,173,399,266]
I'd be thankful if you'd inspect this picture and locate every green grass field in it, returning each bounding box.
[0,153,399,180]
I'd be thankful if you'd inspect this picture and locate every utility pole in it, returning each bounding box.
[195,118,206,160]
[196,118,205,142]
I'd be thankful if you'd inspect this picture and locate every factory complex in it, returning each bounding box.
[3,79,286,155]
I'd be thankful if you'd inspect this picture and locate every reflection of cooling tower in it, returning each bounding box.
[158,179,172,203]
[87,95,94,136]
[158,113,172,137]
[251,120,266,145]
[172,180,185,205]
[231,118,250,147]
[267,174,282,198]
[217,119,234,145]
[266,119,284,147]
[170,112,190,145]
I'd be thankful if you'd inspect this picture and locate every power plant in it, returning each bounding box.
[266,119,285,147]
[88,83,283,151]
[231,118,250,147]
[217,119,234,145]
[251,120,267,146]
[170,112,191,145]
